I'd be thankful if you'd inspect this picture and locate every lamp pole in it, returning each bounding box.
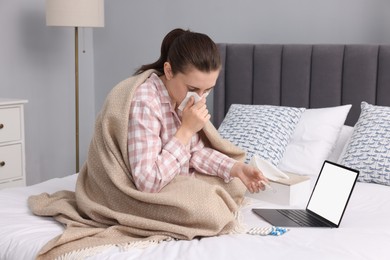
[75,27,80,173]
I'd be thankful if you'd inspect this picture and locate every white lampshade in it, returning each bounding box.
[46,0,104,27]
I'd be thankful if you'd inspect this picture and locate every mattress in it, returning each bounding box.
[1,174,389,260]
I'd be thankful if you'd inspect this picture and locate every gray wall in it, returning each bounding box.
[1,0,390,185]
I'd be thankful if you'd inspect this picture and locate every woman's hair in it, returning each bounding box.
[134,28,221,75]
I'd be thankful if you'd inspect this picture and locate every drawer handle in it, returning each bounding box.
[0,161,5,167]
[0,123,3,129]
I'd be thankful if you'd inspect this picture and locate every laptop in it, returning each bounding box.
[252,160,359,228]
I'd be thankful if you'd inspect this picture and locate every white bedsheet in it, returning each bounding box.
[1,174,389,260]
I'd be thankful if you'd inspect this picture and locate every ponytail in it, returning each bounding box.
[134,28,221,75]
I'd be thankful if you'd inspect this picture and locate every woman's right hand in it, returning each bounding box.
[175,96,210,145]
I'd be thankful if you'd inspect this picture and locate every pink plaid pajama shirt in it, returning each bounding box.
[128,73,236,193]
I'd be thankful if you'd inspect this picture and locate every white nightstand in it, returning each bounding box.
[0,98,28,189]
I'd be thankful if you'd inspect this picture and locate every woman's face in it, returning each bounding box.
[163,63,219,108]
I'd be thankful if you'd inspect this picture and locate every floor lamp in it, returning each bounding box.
[46,0,105,172]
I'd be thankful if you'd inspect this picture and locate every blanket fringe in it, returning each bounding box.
[55,244,115,260]
[55,238,170,260]
[118,237,173,252]
[230,198,250,234]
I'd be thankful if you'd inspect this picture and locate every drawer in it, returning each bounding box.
[0,144,23,181]
[0,107,22,143]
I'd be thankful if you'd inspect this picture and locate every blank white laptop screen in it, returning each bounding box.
[307,162,358,225]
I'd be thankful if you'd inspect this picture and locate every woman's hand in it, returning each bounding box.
[230,161,269,193]
[175,96,210,145]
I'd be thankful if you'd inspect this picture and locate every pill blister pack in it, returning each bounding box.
[247,226,289,236]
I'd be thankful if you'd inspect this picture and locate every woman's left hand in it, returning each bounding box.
[230,161,269,193]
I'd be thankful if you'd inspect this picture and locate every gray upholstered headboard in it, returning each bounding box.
[213,44,390,127]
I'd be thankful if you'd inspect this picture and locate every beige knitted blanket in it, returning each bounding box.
[28,70,246,259]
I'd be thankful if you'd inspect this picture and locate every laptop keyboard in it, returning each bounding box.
[277,209,329,227]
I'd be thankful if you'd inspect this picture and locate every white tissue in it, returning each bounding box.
[177,91,209,111]
[249,155,289,181]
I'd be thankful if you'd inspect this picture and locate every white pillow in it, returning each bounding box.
[339,102,390,186]
[327,125,354,162]
[218,104,305,165]
[278,105,352,176]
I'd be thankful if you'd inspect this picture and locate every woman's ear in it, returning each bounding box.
[164,62,173,80]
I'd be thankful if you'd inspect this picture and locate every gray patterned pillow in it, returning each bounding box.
[340,102,390,186]
[218,104,305,165]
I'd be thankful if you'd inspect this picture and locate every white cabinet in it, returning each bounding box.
[0,99,27,189]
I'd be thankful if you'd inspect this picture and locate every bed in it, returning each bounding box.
[1,44,390,260]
